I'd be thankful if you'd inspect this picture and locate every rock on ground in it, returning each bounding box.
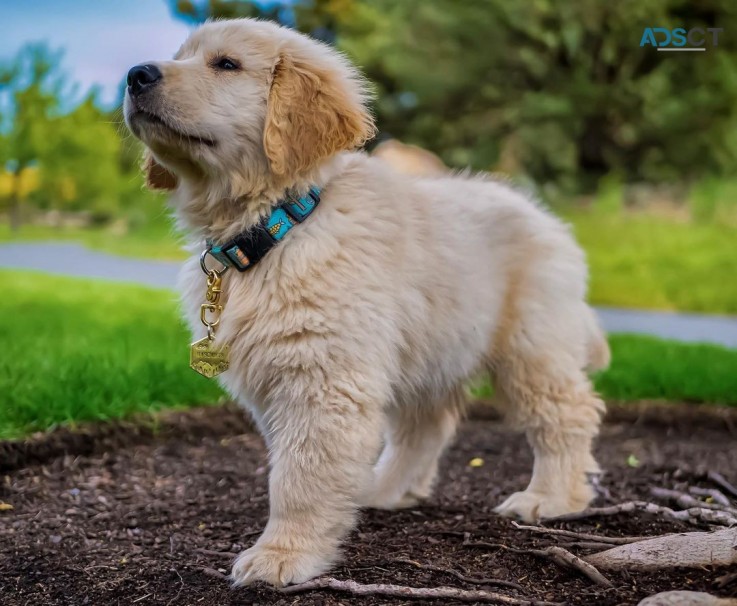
[638,591,737,606]
[586,528,737,571]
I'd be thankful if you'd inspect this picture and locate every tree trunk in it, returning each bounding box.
[8,169,23,232]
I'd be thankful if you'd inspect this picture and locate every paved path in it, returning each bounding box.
[3,242,737,348]
[595,306,737,349]
[0,242,181,290]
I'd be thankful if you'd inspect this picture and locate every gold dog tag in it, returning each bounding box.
[190,336,230,378]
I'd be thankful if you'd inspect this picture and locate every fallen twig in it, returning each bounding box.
[544,500,737,526]
[282,576,559,604]
[464,540,514,550]
[587,472,612,501]
[559,540,628,550]
[392,558,525,591]
[510,521,648,545]
[651,487,737,514]
[716,571,737,588]
[194,547,238,558]
[704,471,737,500]
[542,546,613,588]
[462,540,612,587]
[198,567,227,580]
[165,568,184,606]
[688,486,732,507]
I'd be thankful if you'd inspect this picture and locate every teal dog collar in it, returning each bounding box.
[205,186,320,272]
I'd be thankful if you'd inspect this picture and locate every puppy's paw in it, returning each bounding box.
[494,490,546,522]
[367,489,426,510]
[231,541,334,587]
[494,488,591,522]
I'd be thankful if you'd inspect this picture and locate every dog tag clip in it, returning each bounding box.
[190,264,230,378]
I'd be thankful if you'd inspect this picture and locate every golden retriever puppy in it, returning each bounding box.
[124,18,609,587]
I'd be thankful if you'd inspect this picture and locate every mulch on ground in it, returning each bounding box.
[2,403,736,605]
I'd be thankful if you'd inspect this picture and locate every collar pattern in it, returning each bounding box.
[206,186,321,271]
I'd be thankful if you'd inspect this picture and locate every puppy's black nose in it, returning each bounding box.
[127,64,162,97]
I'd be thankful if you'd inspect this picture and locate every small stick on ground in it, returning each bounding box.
[716,571,737,588]
[587,473,612,501]
[704,471,737,500]
[651,487,737,514]
[282,577,560,605]
[198,567,227,580]
[544,500,737,526]
[542,547,614,588]
[462,540,613,587]
[392,558,525,591]
[510,521,649,545]
[194,547,238,558]
[688,486,732,507]
[559,541,623,550]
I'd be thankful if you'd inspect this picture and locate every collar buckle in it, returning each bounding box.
[200,247,229,278]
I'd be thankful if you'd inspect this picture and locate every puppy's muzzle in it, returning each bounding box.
[127,64,162,98]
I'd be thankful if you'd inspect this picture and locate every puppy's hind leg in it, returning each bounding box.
[366,388,463,510]
[492,327,604,522]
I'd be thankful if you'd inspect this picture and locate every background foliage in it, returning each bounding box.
[1,0,736,227]
[173,0,737,189]
[1,0,736,312]
[0,44,160,229]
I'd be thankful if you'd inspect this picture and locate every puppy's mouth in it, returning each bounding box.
[129,110,217,147]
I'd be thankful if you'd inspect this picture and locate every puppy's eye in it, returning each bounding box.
[213,57,240,71]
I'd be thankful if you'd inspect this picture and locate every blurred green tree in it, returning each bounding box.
[35,95,126,222]
[167,0,737,191]
[168,0,286,23]
[0,44,63,230]
[0,44,138,229]
[322,0,737,189]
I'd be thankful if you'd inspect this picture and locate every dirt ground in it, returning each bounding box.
[2,403,737,606]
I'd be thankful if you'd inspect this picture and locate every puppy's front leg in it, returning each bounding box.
[231,380,383,587]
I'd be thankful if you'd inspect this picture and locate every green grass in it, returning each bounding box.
[2,270,736,440]
[595,334,737,404]
[0,222,187,261]
[565,210,737,315]
[0,270,224,440]
[471,334,737,406]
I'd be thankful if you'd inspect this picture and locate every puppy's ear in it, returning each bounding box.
[263,54,376,177]
[142,151,178,191]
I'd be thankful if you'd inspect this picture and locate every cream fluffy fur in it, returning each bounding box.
[124,18,610,587]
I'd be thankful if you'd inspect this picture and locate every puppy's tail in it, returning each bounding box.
[583,306,610,372]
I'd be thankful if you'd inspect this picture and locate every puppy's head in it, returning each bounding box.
[124,19,375,195]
